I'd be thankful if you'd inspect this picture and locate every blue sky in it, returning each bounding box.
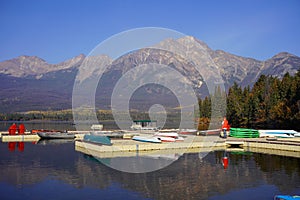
[1,0,300,63]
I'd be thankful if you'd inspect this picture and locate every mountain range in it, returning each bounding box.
[0,36,299,113]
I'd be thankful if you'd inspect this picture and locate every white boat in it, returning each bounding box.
[154,132,184,142]
[175,136,184,142]
[132,136,162,143]
[130,120,159,131]
[91,124,103,131]
[179,129,198,135]
[90,130,125,139]
[155,132,179,138]
[154,136,176,142]
[259,130,297,138]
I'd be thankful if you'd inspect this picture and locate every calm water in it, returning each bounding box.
[0,122,300,200]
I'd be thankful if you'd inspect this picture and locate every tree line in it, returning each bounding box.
[198,71,300,131]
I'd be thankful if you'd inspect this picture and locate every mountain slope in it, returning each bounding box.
[0,36,299,113]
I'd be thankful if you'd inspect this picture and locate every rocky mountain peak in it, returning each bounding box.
[0,54,85,78]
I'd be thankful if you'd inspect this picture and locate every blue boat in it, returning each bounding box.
[83,134,112,146]
[274,195,300,200]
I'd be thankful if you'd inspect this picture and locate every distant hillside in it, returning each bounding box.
[0,36,299,113]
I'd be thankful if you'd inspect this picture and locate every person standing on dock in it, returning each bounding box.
[221,117,230,138]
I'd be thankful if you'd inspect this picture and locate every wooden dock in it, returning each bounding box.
[76,136,300,159]
[226,137,300,158]
[1,134,40,142]
[75,135,226,158]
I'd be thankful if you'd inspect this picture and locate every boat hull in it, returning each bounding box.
[132,136,162,143]
[37,131,75,139]
[83,134,112,145]
[259,130,297,138]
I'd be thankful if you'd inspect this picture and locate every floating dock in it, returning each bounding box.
[226,138,300,158]
[75,135,225,158]
[1,134,40,142]
[76,135,300,159]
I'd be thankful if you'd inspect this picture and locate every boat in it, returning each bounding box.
[274,195,300,200]
[259,130,297,138]
[175,136,184,141]
[91,124,103,131]
[198,129,221,136]
[179,129,198,135]
[154,136,176,142]
[31,129,52,134]
[154,132,184,142]
[130,120,159,131]
[90,130,124,139]
[132,136,162,143]
[37,131,75,139]
[155,131,179,138]
[83,134,112,145]
[229,128,259,138]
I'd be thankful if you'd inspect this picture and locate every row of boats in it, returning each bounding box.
[34,128,191,144]
[32,124,300,144]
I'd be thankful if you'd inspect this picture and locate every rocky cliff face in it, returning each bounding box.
[0,36,299,112]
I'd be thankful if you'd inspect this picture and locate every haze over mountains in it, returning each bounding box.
[0,36,299,113]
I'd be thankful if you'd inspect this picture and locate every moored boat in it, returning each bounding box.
[37,131,75,139]
[230,128,259,138]
[154,132,179,138]
[132,136,162,143]
[154,136,176,142]
[259,130,297,138]
[198,129,221,136]
[90,130,124,139]
[154,132,184,142]
[179,129,198,135]
[83,134,112,145]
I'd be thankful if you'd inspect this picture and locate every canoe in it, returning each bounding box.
[154,132,179,138]
[90,130,124,139]
[31,129,52,134]
[198,129,221,136]
[154,132,184,142]
[179,129,198,135]
[132,136,162,143]
[175,136,184,142]
[83,134,112,146]
[259,130,297,138]
[37,131,75,139]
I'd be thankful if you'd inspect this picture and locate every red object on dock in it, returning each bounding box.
[222,157,228,169]
[18,123,25,134]
[8,123,18,135]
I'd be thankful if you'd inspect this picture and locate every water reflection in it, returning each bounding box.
[8,142,24,152]
[0,142,299,200]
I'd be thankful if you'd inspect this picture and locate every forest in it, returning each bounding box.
[199,71,300,130]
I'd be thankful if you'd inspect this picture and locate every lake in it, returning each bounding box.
[0,122,300,199]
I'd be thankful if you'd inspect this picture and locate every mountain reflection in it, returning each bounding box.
[0,142,299,199]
